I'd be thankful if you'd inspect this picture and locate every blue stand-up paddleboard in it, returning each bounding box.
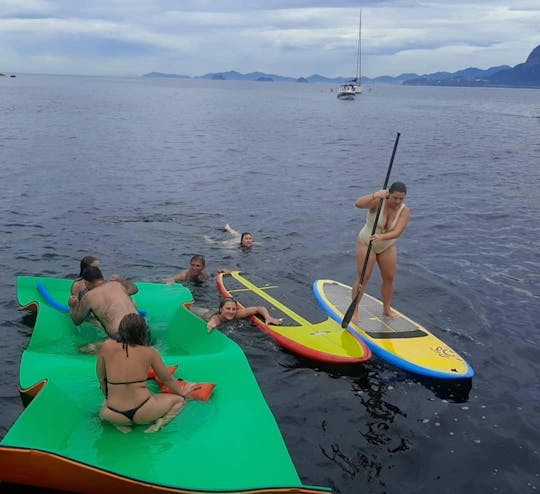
[313,280,474,379]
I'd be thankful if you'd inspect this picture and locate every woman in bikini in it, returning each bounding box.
[96,313,190,433]
[206,297,283,332]
[351,181,410,322]
[71,255,100,299]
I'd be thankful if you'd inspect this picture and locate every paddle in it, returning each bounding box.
[341,132,401,328]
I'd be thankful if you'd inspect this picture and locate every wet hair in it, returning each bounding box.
[79,256,99,277]
[118,313,149,355]
[218,297,237,313]
[81,266,104,283]
[190,254,206,266]
[389,181,407,194]
[240,232,252,247]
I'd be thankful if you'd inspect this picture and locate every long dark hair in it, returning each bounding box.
[79,256,98,277]
[118,314,149,356]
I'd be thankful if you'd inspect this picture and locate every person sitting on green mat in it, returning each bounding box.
[97,313,191,434]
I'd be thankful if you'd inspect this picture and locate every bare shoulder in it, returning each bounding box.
[71,279,84,295]
[100,338,118,354]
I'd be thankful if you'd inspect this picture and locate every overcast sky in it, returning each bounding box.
[1,1,539,78]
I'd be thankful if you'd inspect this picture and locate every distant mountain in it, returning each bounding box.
[142,43,540,89]
[403,44,540,88]
[197,70,296,82]
[403,65,511,86]
[487,45,540,87]
[143,71,190,79]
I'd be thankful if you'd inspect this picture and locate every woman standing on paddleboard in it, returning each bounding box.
[351,181,410,322]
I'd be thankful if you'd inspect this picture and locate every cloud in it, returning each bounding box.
[0,1,538,77]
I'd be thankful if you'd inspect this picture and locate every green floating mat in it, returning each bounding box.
[0,276,330,494]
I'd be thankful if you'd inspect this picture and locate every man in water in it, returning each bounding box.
[68,266,139,349]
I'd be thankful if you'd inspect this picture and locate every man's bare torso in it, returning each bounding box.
[83,281,138,337]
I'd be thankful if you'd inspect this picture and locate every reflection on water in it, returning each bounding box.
[1,77,539,494]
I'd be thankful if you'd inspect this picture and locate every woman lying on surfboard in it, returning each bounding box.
[206,297,283,332]
[351,181,410,322]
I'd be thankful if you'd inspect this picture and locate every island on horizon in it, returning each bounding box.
[143,43,540,89]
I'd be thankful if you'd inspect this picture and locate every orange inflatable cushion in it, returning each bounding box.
[147,365,178,380]
[159,379,216,402]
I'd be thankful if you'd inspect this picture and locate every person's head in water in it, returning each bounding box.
[240,232,253,249]
[188,255,206,274]
[79,256,100,277]
[118,313,148,346]
[218,297,238,321]
[387,181,407,207]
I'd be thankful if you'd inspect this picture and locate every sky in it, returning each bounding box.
[1,1,539,79]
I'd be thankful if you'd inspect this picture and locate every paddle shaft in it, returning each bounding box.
[342,132,401,328]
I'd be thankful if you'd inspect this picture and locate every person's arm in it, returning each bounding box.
[224,223,240,238]
[110,274,138,295]
[96,351,107,397]
[70,280,79,297]
[237,306,283,326]
[163,270,187,285]
[355,189,388,210]
[149,349,186,396]
[206,314,221,332]
[68,295,91,325]
[372,206,410,242]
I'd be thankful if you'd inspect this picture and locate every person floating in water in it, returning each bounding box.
[163,254,231,284]
[96,313,191,434]
[206,297,283,332]
[224,223,254,249]
[351,181,410,322]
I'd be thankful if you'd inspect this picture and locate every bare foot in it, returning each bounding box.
[144,418,164,433]
[383,308,399,319]
[115,425,132,434]
[351,311,361,324]
[267,317,283,326]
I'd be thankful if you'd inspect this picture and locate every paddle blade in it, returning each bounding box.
[341,292,359,328]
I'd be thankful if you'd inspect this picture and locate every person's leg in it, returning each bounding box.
[376,245,398,318]
[352,240,376,322]
[142,395,185,433]
[99,402,133,433]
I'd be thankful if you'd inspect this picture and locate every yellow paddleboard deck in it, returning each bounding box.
[313,279,474,379]
[217,272,371,364]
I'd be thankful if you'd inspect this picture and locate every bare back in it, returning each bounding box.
[84,282,138,337]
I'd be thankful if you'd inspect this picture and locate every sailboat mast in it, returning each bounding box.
[355,9,362,83]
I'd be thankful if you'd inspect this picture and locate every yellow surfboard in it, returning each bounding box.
[313,279,473,379]
[217,271,371,364]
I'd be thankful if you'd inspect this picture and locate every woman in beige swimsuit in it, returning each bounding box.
[351,181,410,322]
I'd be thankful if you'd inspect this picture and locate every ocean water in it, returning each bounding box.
[0,75,539,494]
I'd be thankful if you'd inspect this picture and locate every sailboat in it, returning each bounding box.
[352,9,362,93]
[337,9,362,99]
